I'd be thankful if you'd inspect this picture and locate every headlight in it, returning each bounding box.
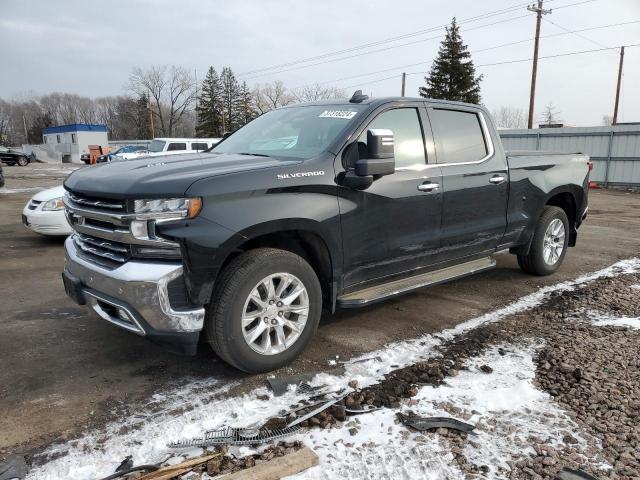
[42,197,65,211]
[133,197,202,219]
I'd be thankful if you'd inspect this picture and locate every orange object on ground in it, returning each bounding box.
[88,145,111,165]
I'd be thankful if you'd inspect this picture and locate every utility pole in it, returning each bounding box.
[401,72,406,97]
[612,46,625,125]
[148,100,155,139]
[22,115,29,143]
[526,0,552,129]
[194,68,199,130]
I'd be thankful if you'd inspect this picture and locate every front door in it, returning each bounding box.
[427,106,508,262]
[337,105,443,289]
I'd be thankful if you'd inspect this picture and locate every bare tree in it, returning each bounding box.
[539,102,562,126]
[252,81,294,114]
[491,106,527,129]
[291,84,346,103]
[128,65,196,136]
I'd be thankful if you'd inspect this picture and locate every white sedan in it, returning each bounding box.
[22,185,72,236]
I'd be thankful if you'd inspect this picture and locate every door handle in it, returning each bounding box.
[418,182,440,192]
[489,175,506,184]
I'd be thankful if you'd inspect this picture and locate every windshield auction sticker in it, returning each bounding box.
[319,110,358,119]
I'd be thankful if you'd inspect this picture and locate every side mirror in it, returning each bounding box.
[355,129,395,176]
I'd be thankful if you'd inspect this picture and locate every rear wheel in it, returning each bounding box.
[517,206,569,276]
[17,156,28,166]
[205,248,322,373]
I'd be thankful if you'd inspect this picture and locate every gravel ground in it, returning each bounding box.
[286,266,640,479]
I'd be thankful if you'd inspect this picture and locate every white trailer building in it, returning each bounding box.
[41,124,109,163]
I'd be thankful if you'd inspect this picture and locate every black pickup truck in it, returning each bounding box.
[62,93,589,372]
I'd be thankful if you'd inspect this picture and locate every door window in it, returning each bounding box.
[358,108,426,168]
[167,142,187,151]
[430,109,488,164]
[191,142,208,151]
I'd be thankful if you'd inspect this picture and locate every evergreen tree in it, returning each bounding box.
[238,81,257,126]
[195,67,223,137]
[220,67,243,133]
[135,93,150,139]
[419,18,482,104]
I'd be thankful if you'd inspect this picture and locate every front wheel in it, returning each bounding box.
[517,206,569,276]
[205,248,322,373]
[17,156,28,166]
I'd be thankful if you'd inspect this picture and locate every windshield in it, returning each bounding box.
[148,140,166,153]
[213,105,365,159]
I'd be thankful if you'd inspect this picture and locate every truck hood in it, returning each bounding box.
[64,152,301,198]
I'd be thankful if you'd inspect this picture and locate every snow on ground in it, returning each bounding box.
[585,310,640,330]
[27,259,640,480]
[292,344,601,479]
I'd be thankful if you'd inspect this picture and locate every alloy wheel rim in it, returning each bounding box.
[241,272,309,355]
[543,218,565,265]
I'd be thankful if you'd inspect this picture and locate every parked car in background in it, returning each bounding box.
[80,153,91,164]
[97,145,147,163]
[62,94,590,372]
[118,138,220,160]
[0,146,35,166]
[0,163,4,188]
[22,185,73,236]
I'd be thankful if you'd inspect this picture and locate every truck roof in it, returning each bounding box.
[288,96,487,111]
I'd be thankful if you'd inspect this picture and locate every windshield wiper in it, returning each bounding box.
[237,152,272,157]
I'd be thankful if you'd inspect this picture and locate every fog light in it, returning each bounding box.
[130,220,149,239]
[116,307,131,322]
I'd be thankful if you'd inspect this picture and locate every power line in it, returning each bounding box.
[238,1,542,77]
[337,43,639,90]
[294,19,639,91]
[240,0,598,82]
[542,17,609,49]
[242,13,532,81]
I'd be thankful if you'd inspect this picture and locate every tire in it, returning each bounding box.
[17,156,28,166]
[205,248,322,373]
[517,206,569,276]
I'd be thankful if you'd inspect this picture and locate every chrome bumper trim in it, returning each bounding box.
[64,236,205,334]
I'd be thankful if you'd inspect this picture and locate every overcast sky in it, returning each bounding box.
[1,0,639,126]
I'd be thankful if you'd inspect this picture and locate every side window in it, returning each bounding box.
[191,142,208,151]
[430,109,488,164]
[71,133,77,144]
[167,142,187,151]
[358,108,426,168]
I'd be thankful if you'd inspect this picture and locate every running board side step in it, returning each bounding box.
[337,257,496,308]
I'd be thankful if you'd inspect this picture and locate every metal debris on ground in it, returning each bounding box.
[396,412,475,433]
[0,455,28,480]
[96,464,159,480]
[555,468,600,480]
[168,426,301,449]
[286,396,345,429]
[115,455,133,472]
[267,373,318,396]
[338,355,383,365]
[344,405,380,414]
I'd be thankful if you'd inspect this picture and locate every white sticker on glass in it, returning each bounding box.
[319,110,358,119]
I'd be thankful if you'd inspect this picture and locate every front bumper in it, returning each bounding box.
[63,236,205,354]
[22,205,73,236]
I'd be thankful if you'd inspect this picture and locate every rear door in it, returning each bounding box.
[337,103,443,288]
[427,106,508,262]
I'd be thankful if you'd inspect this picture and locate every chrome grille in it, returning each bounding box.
[66,192,126,212]
[74,234,130,266]
[65,189,180,267]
